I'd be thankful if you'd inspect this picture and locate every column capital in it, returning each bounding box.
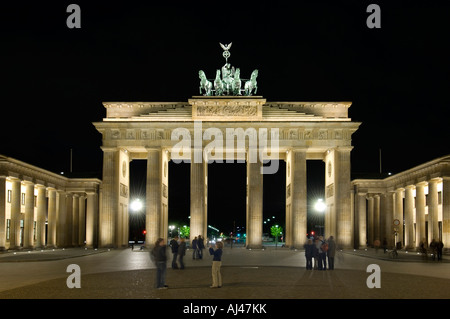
[405,185,415,190]
[416,181,428,187]
[428,177,442,184]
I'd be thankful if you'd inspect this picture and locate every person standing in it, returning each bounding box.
[327,236,336,270]
[170,236,179,269]
[178,238,187,269]
[304,238,314,270]
[437,240,444,261]
[319,236,328,270]
[192,236,198,259]
[198,235,205,259]
[209,241,223,288]
[152,238,168,289]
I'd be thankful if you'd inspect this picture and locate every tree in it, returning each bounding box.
[179,225,190,239]
[270,225,283,248]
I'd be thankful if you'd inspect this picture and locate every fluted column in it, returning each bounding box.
[9,178,21,249]
[72,194,79,246]
[404,185,415,249]
[428,179,439,242]
[443,177,450,250]
[286,149,307,248]
[47,188,57,248]
[356,192,367,248]
[56,190,66,247]
[78,195,86,246]
[394,188,404,247]
[367,195,374,246]
[23,182,35,249]
[86,192,99,248]
[190,149,207,243]
[415,182,426,249]
[35,185,46,248]
[383,192,395,248]
[246,156,263,249]
[373,194,380,243]
[100,147,118,247]
[0,176,6,250]
[146,149,162,247]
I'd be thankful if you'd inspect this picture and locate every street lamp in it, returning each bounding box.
[130,198,143,212]
[314,198,326,213]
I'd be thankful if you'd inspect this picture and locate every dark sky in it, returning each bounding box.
[1,1,449,233]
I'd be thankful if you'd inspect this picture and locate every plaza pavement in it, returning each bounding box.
[0,244,449,302]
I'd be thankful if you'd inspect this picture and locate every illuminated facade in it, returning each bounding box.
[352,155,450,250]
[93,97,361,249]
[0,155,101,250]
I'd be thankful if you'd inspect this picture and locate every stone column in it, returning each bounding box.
[415,182,426,249]
[404,185,415,249]
[65,193,73,247]
[146,149,162,247]
[0,176,6,250]
[394,188,404,247]
[373,194,380,243]
[356,192,367,248]
[72,194,79,246]
[56,190,67,247]
[246,156,263,249]
[367,195,374,246]
[428,179,439,242]
[78,195,86,246]
[443,177,450,251]
[47,188,57,248]
[99,147,118,248]
[23,182,35,249]
[290,149,307,249]
[190,150,207,244]
[35,185,46,249]
[9,178,21,249]
[383,192,395,248]
[86,192,99,248]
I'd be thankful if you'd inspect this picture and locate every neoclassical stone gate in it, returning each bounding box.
[93,96,360,248]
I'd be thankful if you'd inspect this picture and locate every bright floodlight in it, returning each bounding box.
[314,199,326,213]
[130,199,143,212]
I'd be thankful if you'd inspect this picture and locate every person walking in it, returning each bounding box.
[304,238,314,270]
[178,238,187,269]
[151,238,168,289]
[327,236,336,270]
[192,236,198,260]
[198,235,205,259]
[209,241,223,288]
[170,236,179,269]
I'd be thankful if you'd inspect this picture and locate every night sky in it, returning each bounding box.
[1,1,449,234]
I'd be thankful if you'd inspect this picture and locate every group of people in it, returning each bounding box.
[304,235,336,270]
[151,235,223,289]
[420,238,445,261]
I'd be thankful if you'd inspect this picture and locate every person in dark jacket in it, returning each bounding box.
[209,241,223,288]
[327,236,336,270]
[304,238,314,270]
[178,238,187,269]
[191,236,198,259]
[198,235,205,259]
[152,238,168,289]
[170,236,179,269]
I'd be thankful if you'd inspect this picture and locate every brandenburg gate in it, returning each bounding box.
[93,43,361,249]
[93,97,360,249]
